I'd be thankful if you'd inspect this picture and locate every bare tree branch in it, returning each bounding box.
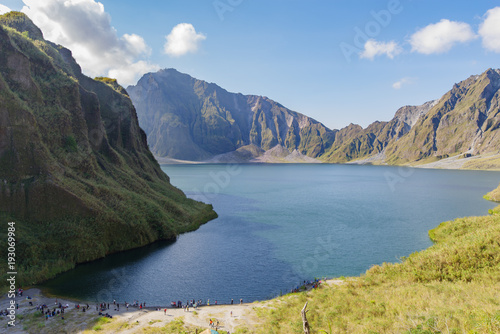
[301,302,311,334]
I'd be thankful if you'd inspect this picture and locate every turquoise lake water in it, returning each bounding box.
[41,164,500,305]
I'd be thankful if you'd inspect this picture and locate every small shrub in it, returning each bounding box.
[64,135,78,152]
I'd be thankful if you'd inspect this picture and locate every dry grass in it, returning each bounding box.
[464,155,500,171]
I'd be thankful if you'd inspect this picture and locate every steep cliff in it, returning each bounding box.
[127,69,336,161]
[0,12,216,285]
[322,69,500,165]
[385,69,500,164]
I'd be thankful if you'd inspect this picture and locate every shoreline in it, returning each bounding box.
[34,277,325,310]
[3,168,498,332]
[0,279,339,333]
[4,199,497,333]
[3,190,497,333]
[157,153,500,171]
[0,288,265,333]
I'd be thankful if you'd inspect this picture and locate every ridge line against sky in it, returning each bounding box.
[0,0,499,130]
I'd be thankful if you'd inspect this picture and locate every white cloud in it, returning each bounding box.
[392,77,414,90]
[479,7,500,53]
[108,61,160,88]
[164,23,206,57]
[123,33,151,57]
[0,4,11,14]
[410,19,477,54]
[360,39,402,60]
[21,0,157,86]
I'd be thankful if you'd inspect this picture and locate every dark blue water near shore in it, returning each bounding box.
[41,164,500,305]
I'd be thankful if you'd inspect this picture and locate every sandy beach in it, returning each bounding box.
[0,280,334,333]
[0,287,266,333]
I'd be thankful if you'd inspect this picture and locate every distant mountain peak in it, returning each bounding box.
[128,69,336,161]
[384,68,500,164]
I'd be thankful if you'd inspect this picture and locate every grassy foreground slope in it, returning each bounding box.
[0,12,216,287]
[251,189,500,333]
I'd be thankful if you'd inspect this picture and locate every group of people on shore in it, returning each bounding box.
[2,295,247,323]
[165,297,244,311]
[5,279,323,327]
[39,300,70,320]
[290,279,321,293]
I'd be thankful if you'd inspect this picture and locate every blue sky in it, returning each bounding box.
[1,0,499,130]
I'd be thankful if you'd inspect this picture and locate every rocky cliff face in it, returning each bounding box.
[321,69,500,165]
[0,12,216,285]
[322,101,437,163]
[127,69,336,161]
[385,69,500,164]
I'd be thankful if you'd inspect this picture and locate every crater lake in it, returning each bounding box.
[41,164,500,305]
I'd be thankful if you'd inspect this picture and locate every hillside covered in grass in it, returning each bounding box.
[249,187,500,333]
[0,12,216,286]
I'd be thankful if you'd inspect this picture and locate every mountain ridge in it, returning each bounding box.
[385,68,500,165]
[127,68,337,162]
[129,68,500,167]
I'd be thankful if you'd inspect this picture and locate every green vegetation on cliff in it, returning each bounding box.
[385,69,500,166]
[0,13,216,286]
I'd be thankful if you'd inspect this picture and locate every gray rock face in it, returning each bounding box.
[127,69,336,161]
[394,100,437,128]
